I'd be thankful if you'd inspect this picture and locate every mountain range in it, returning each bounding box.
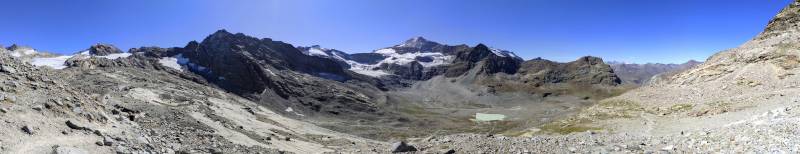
[5,1,800,152]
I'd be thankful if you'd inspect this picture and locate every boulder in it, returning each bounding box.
[390,141,417,153]
[1,65,16,74]
[88,43,123,56]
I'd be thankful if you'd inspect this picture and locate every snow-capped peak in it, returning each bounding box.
[5,44,39,57]
[396,36,439,49]
[489,47,521,59]
[306,46,329,57]
[298,45,349,61]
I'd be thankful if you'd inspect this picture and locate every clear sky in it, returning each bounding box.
[0,0,792,63]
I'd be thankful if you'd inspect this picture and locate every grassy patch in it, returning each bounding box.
[669,104,694,112]
[537,121,600,134]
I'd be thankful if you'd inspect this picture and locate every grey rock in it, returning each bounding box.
[0,65,16,74]
[21,125,33,135]
[103,136,114,146]
[390,141,417,153]
[31,105,43,111]
[88,43,123,56]
[65,120,89,131]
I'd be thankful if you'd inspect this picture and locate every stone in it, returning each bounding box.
[54,146,89,154]
[88,44,123,56]
[65,120,89,131]
[21,125,33,135]
[390,141,417,153]
[103,136,114,146]
[32,105,43,111]
[115,145,131,154]
[0,65,16,74]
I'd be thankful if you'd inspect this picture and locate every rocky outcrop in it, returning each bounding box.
[664,0,800,85]
[517,56,621,86]
[179,30,353,94]
[445,44,521,77]
[756,0,800,41]
[87,44,123,56]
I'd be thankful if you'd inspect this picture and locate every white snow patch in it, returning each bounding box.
[31,56,72,69]
[373,48,452,67]
[21,49,36,55]
[96,53,131,59]
[158,57,184,71]
[374,48,397,54]
[284,107,305,116]
[307,48,328,56]
[28,51,133,70]
[264,68,277,76]
[490,48,519,58]
[350,69,390,77]
[346,47,454,77]
[9,48,37,57]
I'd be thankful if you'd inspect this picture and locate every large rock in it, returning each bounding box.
[88,43,123,56]
[390,141,417,153]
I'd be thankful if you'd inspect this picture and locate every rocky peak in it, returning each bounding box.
[209,29,234,39]
[519,56,621,86]
[6,44,33,51]
[398,36,438,48]
[88,43,123,56]
[573,56,605,65]
[756,0,800,41]
[444,43,521,77]
[391,36,443,53]
[180,30,353,95]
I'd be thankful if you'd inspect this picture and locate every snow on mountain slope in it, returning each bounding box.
[28,50,131,69]
[297,37,522,78]
[306,47,329,57]
[31,56,72,69]
[490,47,521,59]
[372,48,452,67]
[158,54,190,71]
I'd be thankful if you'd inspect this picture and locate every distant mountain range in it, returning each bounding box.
[0,29,702,143]
[608,60,702,85]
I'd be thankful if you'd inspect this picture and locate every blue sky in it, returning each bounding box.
[0,0,792,63]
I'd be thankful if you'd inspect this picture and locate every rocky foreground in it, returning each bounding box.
[0,49,392,153]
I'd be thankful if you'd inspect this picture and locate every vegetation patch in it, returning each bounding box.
[669,104,694,112]
[537,121,600,135]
